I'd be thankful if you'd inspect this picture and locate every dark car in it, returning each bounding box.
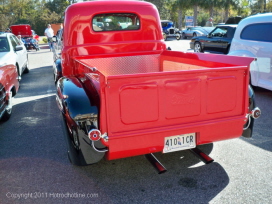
[190,25,237,54]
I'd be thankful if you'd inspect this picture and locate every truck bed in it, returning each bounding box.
[74,51,253,160]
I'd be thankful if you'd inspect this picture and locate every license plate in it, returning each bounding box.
[163,133,196,153]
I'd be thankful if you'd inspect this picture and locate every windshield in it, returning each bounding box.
[0,37,10,52]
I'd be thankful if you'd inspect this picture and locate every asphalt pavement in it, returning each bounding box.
[0,42,271,204]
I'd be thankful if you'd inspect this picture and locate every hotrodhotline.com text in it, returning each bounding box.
[6,192,98,200]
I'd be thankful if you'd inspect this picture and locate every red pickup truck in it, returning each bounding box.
[10,24,39,40]
[55,0,260,173]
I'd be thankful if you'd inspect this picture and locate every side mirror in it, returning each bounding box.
[15,45,23,51]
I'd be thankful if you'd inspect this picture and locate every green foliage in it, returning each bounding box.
[1,0,271,33]
[43,37,48,43]
[197,12,210,27]
[44,0,69,22]
[0,0,75,34]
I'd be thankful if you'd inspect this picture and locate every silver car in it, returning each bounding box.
[228,13,272,91]
[182,27,214,39]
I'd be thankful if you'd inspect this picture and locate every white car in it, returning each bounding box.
[228,13,272,91]
[0,33,29,80]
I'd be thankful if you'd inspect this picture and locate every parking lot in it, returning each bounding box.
[0,41,271,204]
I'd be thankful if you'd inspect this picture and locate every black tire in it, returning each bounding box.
[242,85,256,138]
[163,33,167,41]
[60,115,105,166]
[193,33,197,37]
[23,59,29,74]
[16,65,21,80]
[225,46,230,54]
[194,42,203,53]
[182,33,187,39]
[176,33,181,40]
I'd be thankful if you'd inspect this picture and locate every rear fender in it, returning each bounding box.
[56,76,105,165]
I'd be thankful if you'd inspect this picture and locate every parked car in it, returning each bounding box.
[161,20,181,40]
[0,33,29,80]
[0,64,19,121]
[228,13,272,91]
[190,25,237,54]
[181,26,214,39]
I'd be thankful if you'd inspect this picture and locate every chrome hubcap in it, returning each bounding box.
[195,44,201,52]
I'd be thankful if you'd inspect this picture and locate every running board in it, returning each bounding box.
[145,153,167,174]
[190,147,214,164]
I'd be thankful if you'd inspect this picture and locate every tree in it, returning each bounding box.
[250,0,272,13]
[174,0,191,29]
[40,8,61,24]
[45,0,69,22]
[219,0,240,21]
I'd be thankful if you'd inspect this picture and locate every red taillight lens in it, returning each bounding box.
[88,129,101,141]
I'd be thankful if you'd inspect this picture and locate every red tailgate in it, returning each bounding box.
[103,66,249,160]
[10,24,32,37]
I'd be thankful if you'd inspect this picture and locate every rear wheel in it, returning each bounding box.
[194,42,203,53]
[16,65,21,81]
[225,46,230,54]
[61,115,105,166]
[163,33,167,41]
[23,59,29,74]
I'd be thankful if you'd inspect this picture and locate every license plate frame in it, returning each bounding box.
[163,133,196,153]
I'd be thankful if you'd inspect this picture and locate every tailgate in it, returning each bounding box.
[104,67,248,136]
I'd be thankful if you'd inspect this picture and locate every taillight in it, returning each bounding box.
[88,129,101,141]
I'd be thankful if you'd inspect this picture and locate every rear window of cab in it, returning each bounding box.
[92,13,140,32]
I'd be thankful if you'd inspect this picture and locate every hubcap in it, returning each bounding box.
[194,43,201,52]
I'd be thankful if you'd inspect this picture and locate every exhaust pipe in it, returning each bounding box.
[145,153,167,174]
[190,147,214,164]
